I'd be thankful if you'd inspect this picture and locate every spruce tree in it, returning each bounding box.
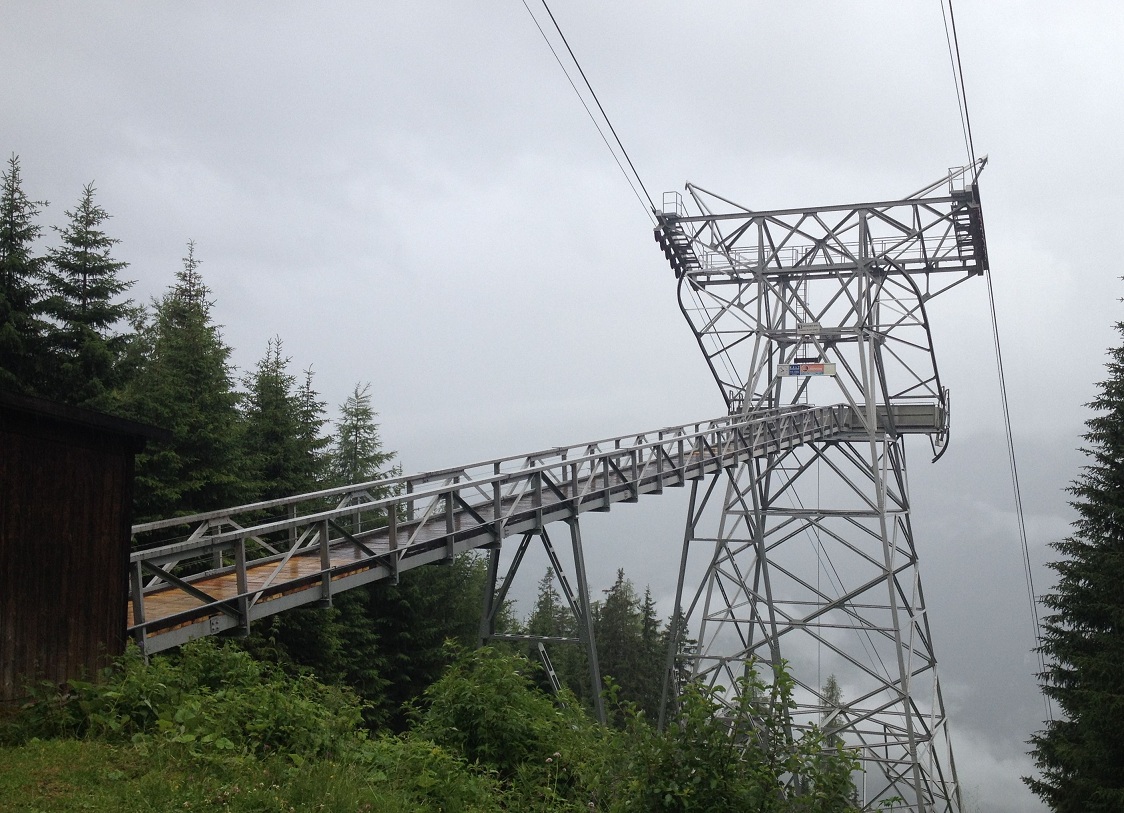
[125,242,248,521]
[1028,322,1124,811]
[42,182,136,407]
[330,382,398,488]
[525,569,590,701]
[250,379,408,724]
[527,569,572,640]
[361,555,492,730]
[295,366,331,487]
[0,154,47,393]
[596,569,667,718]
[241,339,329,501]
[637,586,667,719]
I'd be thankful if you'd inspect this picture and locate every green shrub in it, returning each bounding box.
[354,734,503,811]
[3,641,859,813]
[622,662,861,813]
[414,645,572,775]
[413,645,609,811]
[4,639,365,763]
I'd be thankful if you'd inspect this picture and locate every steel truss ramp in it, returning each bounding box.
[129,405,862,656]
[655,162,988,813]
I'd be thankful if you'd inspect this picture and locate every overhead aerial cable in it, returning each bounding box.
[984,241,1052,721]
[941,0,1051,720]
[940,0,977,167]
[519,0,657,223]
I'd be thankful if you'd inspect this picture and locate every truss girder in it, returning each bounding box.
[657,166,983,813]
[128,405,867,655]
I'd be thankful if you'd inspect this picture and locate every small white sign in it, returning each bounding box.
[797,322,822,336]
[779,362,837,377]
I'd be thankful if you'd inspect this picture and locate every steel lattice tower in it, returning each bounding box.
[654,162,988,813]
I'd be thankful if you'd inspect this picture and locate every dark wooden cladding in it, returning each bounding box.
[0,391,157,703]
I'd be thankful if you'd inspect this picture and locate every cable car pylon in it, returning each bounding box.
[655,160,988,813]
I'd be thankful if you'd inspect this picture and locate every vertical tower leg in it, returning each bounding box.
[477,519,606,724]
[666,435,959,811]
[653,168,987,812]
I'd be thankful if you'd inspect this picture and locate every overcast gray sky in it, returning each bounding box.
[6,2,1122,809]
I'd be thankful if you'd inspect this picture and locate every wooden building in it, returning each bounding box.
[0,390,158,703]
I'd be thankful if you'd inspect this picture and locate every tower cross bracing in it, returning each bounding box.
[653,161,988,813]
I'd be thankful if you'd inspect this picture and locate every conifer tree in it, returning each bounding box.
[360,555,492,729]
[0,154,47,393]
[525,569,591,701]
[125,242,248,521]
[637,586,667,719]
[330,382,398,487]
[249,379,409,724]
[41,182,136,407]
[527,569,572,640]
[242,339,329,501]
[1028,322,1124,811]
[595,570,668,719]
[596,569,644,699]
[295,366,331,486]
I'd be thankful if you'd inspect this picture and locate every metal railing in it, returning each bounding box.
[129,404,852,653]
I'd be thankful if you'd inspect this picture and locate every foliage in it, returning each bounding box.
[414,644,604,811]
[242,554,492,731]
[5,639,363,764]
[3,638,862,813]
[416,646,859,813]
[1028,321,1124,811]
[621,663,860,813]
[0,154,47,394]
[525,568,590,701]
[241,338,330,501]
[362,554,496,729]
[40,182,136,408]
[352,734,502,811]
[524,567,671,722]
[595,570,666,722]
[330,381,398,488]
[124,242,249,520]
[0,736,503,813]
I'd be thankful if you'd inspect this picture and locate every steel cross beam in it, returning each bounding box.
[128,405,854,655]
[654,162,987,813]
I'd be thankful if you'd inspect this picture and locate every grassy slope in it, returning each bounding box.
[0,739,425,813]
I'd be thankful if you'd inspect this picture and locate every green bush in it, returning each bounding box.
[413,645,577,776]
[5,639,364,762]
[3,640,860,813]
[414,645,610,811]
[622,663,861,813]
[353,734,503,812]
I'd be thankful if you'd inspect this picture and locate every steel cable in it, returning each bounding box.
[520,0,657,224]
[942,0,1053,721]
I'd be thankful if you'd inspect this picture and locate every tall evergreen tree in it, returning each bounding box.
[241,339,329,501]
[41,182,136,407]
[637,586,667,719]
[125,242,248,521]
[248,379,413,726]
[527,569,572,641]
[295,366,331,487]
[361,555,492,729]
[524,569,590,701]
[1028,322,1124,811]
[0,154,47,393]
[330,382,398,487]
[595,570,667,719]
[596,569,644,696]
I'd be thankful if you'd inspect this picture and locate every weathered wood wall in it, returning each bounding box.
[0,392,153,702]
